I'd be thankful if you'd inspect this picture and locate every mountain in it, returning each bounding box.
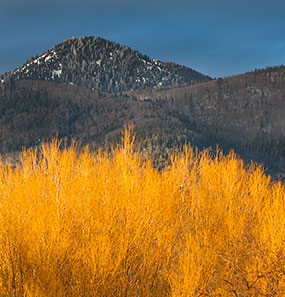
[3,36,211,93]
[0,38,284,179]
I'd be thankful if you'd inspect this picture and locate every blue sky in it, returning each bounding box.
[1,0,284,78]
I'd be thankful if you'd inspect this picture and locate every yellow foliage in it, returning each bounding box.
[0,126,284,296]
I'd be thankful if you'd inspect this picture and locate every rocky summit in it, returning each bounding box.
[4,36,211,93]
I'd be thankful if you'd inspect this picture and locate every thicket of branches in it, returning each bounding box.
[0,127,284,296]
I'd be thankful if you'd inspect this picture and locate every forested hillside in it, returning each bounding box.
[0,65,284,179]
[130,66,285,177]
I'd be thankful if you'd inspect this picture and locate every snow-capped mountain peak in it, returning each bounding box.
[6,36,211,93]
